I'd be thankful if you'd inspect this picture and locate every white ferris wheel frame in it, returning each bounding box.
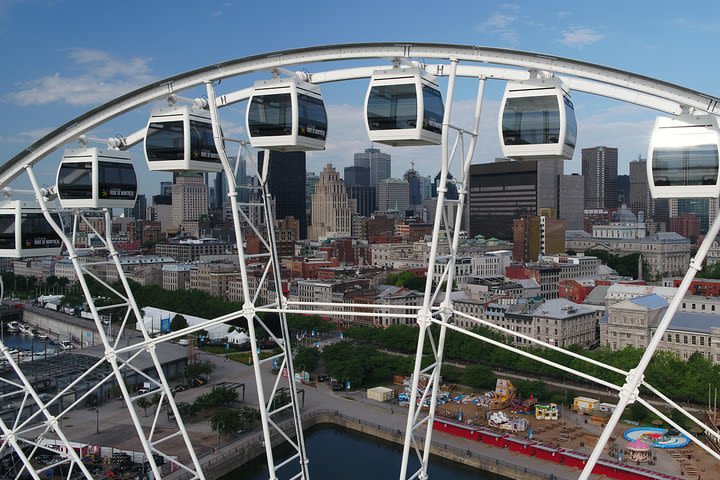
[0,42,718,480]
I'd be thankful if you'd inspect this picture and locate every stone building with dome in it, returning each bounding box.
[566,205,690,278]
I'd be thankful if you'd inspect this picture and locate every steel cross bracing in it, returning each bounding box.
[0,43,719,479]
[20,169,206,480]
[205,80,309,480]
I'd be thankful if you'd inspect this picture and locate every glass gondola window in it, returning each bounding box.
[98,162,137,201]
[248,93,293,137]
[367,84,417,130]
[652,144,719,187]
[422,85,443,134]
[146,121,184,161]
[20,213,61,250]
[0,215,14,249]
[564,96,577,149]
[189,120,220,162]
[58,162,93,199]
[502,95,560,145]
[297,94,327,140]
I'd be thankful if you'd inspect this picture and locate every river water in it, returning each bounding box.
[1,333,56,353]
[223,425,509,480]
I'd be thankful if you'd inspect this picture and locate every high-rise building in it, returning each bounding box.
[403,165,423,206]
[308,164,355,240]
[558,174,584,230]
[432,171,459,200]
[213,172,227,210]
[347,185,377,217]
[512,215,566,262]
[306,171,319,228]
[354,148,391,187]
[377,178,410,213]
[617,174,630,207]
[469,160,570,240]
[582,146,618,210]
[160,181,172,197]
[172,174,208,236]
[124,194,147,220]
[419,175,432,202]
[258,151,307,239]
[344,165,370,187]
[677,198,710,234]
[629,157,653,218]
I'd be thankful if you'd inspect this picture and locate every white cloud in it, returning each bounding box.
[560,27,604,47]
[0,127,53,144]
[482,13,516,30]
[7,49,154,106]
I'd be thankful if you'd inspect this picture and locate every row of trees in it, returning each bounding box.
[342,324,720,405]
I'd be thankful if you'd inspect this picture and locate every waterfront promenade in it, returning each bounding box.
[45,347,690,480]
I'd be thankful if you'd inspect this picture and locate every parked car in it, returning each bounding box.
[188,377,207,388]
[317,375,327,382]
[171,385,186,393]
[331,381,343,391]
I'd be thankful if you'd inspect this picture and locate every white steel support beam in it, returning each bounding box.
[400,58,460,480]
[579,210,720,479]
[24,168,202,480]
[206,81,309,480]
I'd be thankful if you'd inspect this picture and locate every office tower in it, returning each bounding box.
[431,171,459,200]
[629,157,653,218]
[419,175,432,202]
[234,155,249,204]
[161,181,172,197]
[582,146,618,210]
[153,193,171,206]
[258,151,307,239]
[512,215,566,262]
[124,194,147,220]
[348,185,377,217]
[306,171,319,227]
[344,165,370,187]
[172,174,208,235]
[403,164,423,206]
[213,172,227,210]
[309,164,355,240]
[617,174,630,206]
[558,174,584,230]
[353,147,391,187]
[377,178,410,213]
[677,198,710,234]
[469,160,570,240]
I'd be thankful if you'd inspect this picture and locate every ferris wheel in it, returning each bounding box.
[1,42,719,480]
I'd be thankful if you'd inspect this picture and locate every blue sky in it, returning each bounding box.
[2,1,720,196]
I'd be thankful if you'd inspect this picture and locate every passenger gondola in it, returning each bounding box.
[647,115,720,198]
[57,148,137,209]
[364,67,444,146]
[499,79,576,160]
[144,105,223,172]
[0,201,62,258]
[246,77,327,151]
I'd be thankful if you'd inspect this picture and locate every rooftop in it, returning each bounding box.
[663,311,720,334]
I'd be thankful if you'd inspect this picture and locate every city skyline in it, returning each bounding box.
[3,3,720,197]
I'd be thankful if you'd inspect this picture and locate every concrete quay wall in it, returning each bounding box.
[23,307,99,346]
[191,410,559,480]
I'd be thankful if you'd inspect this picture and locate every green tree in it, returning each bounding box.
[293,346,321,372]
[462,365,496,390]
[171,314,189,332]
[137,397,152,417]
[211,408,242,436]
[185,361,215,380]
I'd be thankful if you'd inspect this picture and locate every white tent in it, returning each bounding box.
[227,330,250,345]
[138,306,232,340]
